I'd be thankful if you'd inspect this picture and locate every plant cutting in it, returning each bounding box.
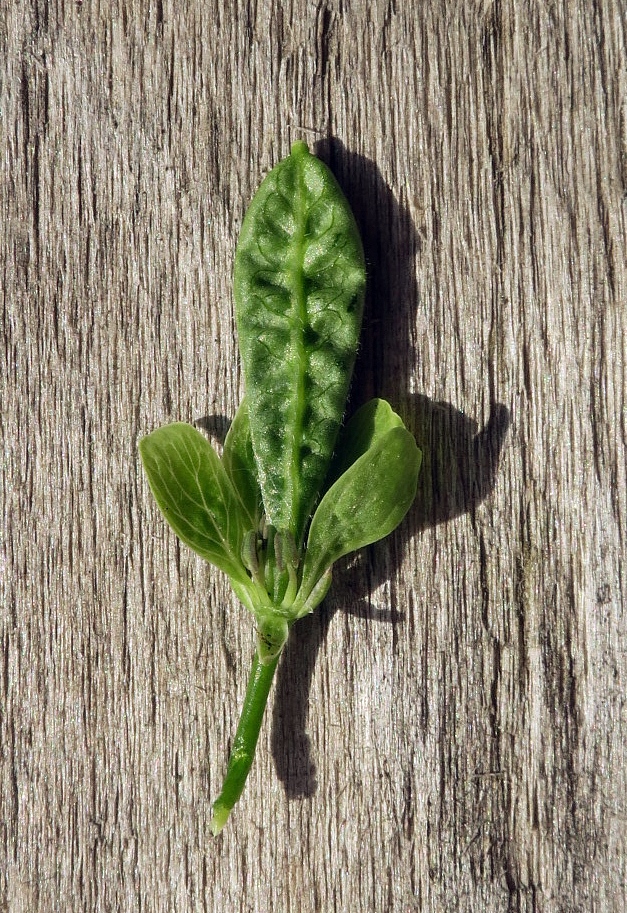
[139,141,422,834]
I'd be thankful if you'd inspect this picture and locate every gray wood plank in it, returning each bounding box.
[2,1,626,910]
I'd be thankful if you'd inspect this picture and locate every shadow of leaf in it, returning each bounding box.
[198,137,511,801]
[271,395,509,797]
[194,414,230,445]
[270,137,510,798]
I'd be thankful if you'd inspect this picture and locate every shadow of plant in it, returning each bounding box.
[196,138,510,801]
[271,396,509,798]
[268,138,510,799]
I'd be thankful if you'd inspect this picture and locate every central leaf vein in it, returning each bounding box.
[287,157,308,538]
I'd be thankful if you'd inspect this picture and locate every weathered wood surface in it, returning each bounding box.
[2,1,626,910]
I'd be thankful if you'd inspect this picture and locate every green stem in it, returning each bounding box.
[210,649,281,835]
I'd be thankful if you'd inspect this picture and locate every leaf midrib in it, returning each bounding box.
[287,154,308,539]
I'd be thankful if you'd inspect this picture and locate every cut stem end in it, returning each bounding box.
[209,802,230,837]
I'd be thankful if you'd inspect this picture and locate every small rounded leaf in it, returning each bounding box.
[298,425,422,605]
[139,423,249,584]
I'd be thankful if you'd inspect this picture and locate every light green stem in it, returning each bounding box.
[210,649,281,835]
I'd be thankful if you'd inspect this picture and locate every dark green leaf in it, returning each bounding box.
[234,141,366,543]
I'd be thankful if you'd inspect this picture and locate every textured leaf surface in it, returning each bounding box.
[139,423,248,583]
[234,141,366,542]
[299,426,422,603]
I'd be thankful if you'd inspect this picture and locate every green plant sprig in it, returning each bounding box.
[139,141,422,835]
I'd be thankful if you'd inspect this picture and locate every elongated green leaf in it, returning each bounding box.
[298,426,422,606]
[222,398,262,531]
[234,141,366,543]
[139,423,249,584]
[327,398,405,485]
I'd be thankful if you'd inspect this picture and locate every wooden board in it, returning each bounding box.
[2,1,626,910]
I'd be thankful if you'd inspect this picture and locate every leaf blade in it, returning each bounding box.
[222,398,263,532]
[139,422,249,583]
[234,141,366,542]
[327,398,405,485]
[299,426,422,605]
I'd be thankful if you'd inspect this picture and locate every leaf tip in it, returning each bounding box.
[290,139,309,158]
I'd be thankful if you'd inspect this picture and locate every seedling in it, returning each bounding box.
[139,142,422,834]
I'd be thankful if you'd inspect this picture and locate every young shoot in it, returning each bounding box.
[139,142,422,835]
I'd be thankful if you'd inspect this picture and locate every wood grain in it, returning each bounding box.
[2,1,626,910]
